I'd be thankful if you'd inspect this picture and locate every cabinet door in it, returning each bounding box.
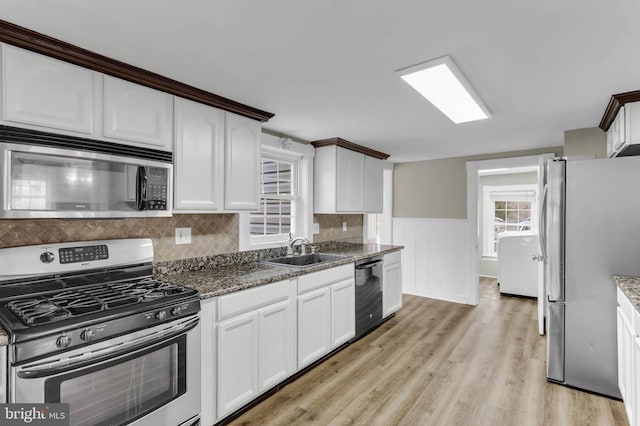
[174,97,224,210]
[618,307,626,400]
[624,313,635,425]
[217,312,258,418]
[258,299,295,392]
[634,335,640,426]
[225,112,261,210]
[331,278,355,348]
[298,287,331,369]
[200,299,217,425]
[103,76,173,150]
[336,148,364,212]
[2,44,94,134]
[364,156,383,213]
[383,262,403,318]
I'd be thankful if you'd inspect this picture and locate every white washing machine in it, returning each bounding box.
[497,232,539,297]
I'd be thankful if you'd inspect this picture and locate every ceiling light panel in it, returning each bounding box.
[397,56,491,124]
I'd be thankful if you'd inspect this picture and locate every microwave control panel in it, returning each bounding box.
[59,245,109,264]
[145,167,168,210]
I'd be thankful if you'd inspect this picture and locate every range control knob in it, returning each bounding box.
[171,307,182,316]
[81,329,95,341]
[155,310,167,321]
[40,252,56,264]
[56,335,71,348]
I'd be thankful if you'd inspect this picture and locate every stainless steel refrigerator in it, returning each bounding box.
[543,156,640,399]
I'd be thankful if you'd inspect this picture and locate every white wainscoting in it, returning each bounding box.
[393,218,471,305]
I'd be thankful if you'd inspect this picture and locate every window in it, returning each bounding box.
[482,185,537,257]
[249,158,297,237]
[238,135,313,251]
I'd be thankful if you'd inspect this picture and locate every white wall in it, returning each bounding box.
[393,218,470,304]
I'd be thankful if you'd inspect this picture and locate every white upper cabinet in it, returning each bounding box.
[364,155,383,213]
[336,147,365,212]
[313,142,385,214]
[1,44,95,134]
[174,97,224,211]
[608,102,640,158]
[103,76,173,150]
[224,112,261,211]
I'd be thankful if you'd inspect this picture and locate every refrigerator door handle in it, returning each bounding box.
[538,184,548,261]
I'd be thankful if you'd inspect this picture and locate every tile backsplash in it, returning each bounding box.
[0,214,238,262]
[313,214,363,242]
[0,213,363,262]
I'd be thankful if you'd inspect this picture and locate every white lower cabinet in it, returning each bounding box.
[298,287,332,368]
[258,300,296,391]
[216,279,296,419]
[383,251,403,318]
[616,288,639,425]
[297,264,355,369]
[217,311,259,417]
[331,279,356,348]
[209,263,361,422]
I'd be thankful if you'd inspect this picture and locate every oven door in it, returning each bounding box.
[10,316,200,426]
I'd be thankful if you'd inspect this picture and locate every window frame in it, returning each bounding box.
[482,184,538,257]
[238,137,314,251]
[249,155,298,243]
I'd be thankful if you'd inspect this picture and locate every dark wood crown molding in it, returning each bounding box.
[0,19,274,122]
[599,90,640,131]
[311,137,390,160]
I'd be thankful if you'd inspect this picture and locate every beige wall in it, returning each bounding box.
[478,172,538,277]
[564,127,606,159]
[393,146,562,219]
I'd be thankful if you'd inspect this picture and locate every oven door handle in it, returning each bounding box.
[17,316,199,379]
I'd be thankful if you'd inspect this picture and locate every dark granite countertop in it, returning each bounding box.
[614,275,640,312]
[0,244,403,347]
[160,243,403,300]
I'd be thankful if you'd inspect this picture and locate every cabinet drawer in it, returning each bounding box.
[618,288,635,327]
[218,279,292,321]
[297,264,354,295]
[384,251,401,266]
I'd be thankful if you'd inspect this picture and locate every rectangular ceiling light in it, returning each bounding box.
[396,56,491,124]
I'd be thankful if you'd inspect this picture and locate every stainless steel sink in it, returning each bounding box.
[262,253,348,268]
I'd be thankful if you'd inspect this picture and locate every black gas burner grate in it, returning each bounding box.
[6,278,190,326]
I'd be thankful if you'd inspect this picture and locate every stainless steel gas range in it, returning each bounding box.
[0,238,201,426]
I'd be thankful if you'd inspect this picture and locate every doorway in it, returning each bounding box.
[466,153,554,334]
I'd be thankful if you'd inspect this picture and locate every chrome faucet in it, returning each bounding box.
[287,233,311,256]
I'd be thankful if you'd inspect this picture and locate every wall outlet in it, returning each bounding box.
[342,222,347,232]
[313,223,320,234]
[175,227,191,245]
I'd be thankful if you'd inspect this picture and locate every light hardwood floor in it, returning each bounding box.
[229,278,627,426]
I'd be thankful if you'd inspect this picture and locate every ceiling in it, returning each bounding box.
[1,0,639,162]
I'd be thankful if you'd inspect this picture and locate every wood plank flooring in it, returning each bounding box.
[229,278,627,426]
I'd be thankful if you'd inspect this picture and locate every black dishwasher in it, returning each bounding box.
[354,257,383,340]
